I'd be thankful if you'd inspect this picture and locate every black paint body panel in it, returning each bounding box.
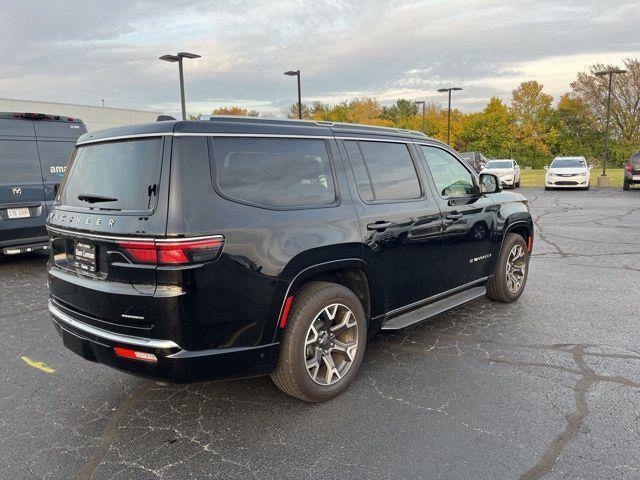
[47,118,533,382]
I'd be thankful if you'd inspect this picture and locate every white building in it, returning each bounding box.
[0,98,163,133]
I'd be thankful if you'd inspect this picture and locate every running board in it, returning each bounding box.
[381,286,487,331]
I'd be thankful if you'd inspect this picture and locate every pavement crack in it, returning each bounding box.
[78,382,152,480]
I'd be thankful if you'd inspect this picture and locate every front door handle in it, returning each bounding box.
[445,212,463,221]
[367,221,392,231]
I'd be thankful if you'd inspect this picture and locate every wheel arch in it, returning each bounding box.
[273,258,380,342]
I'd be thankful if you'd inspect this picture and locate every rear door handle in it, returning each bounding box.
[367,221,392,231]
[445,212,463,221]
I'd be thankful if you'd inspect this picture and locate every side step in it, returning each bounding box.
[381,286,487,331]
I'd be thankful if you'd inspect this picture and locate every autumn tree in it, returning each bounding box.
[510,81,556,167]
[458,97,515,157]
[211,106,259,117]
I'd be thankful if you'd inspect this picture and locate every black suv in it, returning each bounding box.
[47,117,533,402]
[1,113,86,255]
[623,151,640,190]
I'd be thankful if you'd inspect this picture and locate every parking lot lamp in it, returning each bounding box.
[284,70,302,119]
[415,100,426,134]
[437,87,462,145]
[594,68,626,184]
[160,52,202,120]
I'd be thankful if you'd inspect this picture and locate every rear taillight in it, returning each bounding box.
[626,163,632,172]
[117,236,224,265]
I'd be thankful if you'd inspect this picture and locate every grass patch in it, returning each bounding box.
[519,169,624,188]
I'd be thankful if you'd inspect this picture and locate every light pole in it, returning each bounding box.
[284,70,302,119]
[594,68,626,183]
[437,87,463,145]
[160,52,201,120]
[415,100,426,133]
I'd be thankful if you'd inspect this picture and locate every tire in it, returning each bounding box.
[515,180,520,187]
[623,180,630,191]
[544,186,550,191]
[271,281,367,402]
[486,233,530,303]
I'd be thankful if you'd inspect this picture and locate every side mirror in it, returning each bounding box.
[544,165,549,170]
[479,173,501,194]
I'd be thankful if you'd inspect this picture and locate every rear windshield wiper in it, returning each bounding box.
[77,193,118,204]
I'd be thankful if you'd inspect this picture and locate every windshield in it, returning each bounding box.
[58,138,163,211]
[551,158,586,169]
[484,160,513,169]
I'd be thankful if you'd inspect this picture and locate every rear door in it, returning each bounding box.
[339,137,444,312]
[48,135,170,331]
[34,120,86,213]
[0,119,48,247]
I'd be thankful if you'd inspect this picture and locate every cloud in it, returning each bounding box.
[0,0,639,116]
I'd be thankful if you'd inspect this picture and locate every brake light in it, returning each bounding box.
[114,346,158,363]
[626,163,632,173]
[117,236,224,265]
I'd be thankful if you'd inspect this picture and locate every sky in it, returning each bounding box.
[1,0,639,117]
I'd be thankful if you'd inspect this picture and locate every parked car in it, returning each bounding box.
[623,152,640,190]
[46,117,533,402]
[544,156,591,190]
[0,112,86,256]
[481,159,521,188]
[459,151,488,172]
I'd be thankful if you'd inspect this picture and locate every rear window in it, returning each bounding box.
[0,140,42,182]
[630,153,640,164]
[58,138,163,211]
[210,137,336,208]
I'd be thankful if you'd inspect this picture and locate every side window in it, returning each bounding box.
[344,140,421,202]
[421,146,476,197]
[210,137,336,208]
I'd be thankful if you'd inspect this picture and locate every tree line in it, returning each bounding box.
[201,58,640,169]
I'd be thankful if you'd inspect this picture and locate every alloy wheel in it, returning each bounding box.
[505,244,527,293]
[304,303,358,386]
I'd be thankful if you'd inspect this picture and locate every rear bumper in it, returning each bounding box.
[49,300,279,382]
[0,235,49,254]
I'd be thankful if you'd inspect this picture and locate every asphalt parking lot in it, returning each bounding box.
[1,187,639,480]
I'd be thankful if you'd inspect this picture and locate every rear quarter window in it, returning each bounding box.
[209,137,337,208]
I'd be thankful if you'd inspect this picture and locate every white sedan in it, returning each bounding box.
[481,159,521,188]
[545,157,591,190]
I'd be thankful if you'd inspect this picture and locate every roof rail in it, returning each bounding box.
[157,115,176,121]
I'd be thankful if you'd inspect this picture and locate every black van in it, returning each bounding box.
[0,113,86,255]
[47,117,533,402]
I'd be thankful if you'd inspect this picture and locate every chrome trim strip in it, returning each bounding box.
[49,301,180,349]
[76,133,170,146]
[46,225,223,243]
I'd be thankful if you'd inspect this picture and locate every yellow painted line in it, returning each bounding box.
[20,356,55,374]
